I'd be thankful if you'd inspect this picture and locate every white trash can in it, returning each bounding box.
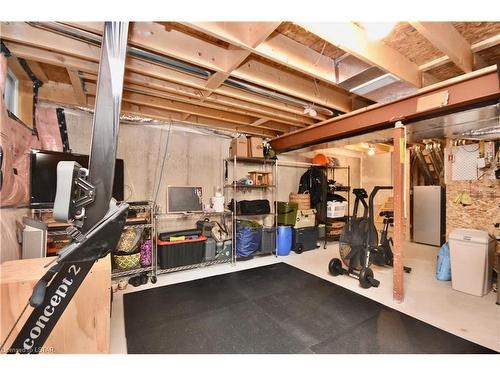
[448,229,495,296]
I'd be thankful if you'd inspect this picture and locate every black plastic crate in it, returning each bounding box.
[261,227,276,254]
[157,237,206,269]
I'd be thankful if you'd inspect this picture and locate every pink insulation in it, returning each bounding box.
[35,106,63,151]
[0,54,45,207]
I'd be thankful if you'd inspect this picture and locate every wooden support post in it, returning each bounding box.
[392,123,405,302]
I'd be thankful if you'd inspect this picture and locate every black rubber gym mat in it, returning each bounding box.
[123,263,496,354]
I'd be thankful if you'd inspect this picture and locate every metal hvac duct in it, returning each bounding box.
[27,22,338,117]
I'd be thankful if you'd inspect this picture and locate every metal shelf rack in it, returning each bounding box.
[111,201,158,281]
[326,166,351,242]
[224,155,278,261]
[155,210,234,270]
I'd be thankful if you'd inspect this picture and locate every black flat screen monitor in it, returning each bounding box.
[30,149,124,208]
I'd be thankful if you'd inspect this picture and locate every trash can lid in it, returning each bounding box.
[449,228,492,244]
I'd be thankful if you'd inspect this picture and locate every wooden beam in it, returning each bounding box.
[419,34,500,72]
[18,80,34,128]
[251,118,269,127]
[186,23,281,97]
[62,21,236,72]
[115,102,279,137]
[232,57,352,112]
[184,22,345,101]
[255,32,337,84]
[270,66,500,153]
[4,42,99,73]
[1,22,101,61]
[410,22,473,73]
[26,61,48,82]
[67,68,86,105]
[36,81,279,137]
[215,85,327,120]
[392,125,405,302]
[6,55,30,81]
[3,41,319,124]
[121,92,259,126]
[84,80,297,132]
[298,22,422,88]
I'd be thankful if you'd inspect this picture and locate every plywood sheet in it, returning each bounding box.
[426,61,464,81]
[38,62,71,84]
[453,22,500,45]
[276,22,346,59]
[0,256,111,353]
[382,22,444,65]
[477,44,500,65]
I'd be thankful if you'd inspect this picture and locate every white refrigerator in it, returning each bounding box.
[413,185,445,246]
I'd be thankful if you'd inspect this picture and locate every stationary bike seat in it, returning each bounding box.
[379,210,393,218]
[352,188,368,199]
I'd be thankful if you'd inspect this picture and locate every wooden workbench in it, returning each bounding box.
[1,256,111,353]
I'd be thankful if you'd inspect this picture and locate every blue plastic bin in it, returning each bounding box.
[277,225,292,256]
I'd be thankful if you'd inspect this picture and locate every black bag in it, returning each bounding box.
[228,199,271,215]
[196,218,217,237]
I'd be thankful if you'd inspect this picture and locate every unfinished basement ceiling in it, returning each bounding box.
[285,103,500,153]
[1,21,499,137]
[405,103,500,142]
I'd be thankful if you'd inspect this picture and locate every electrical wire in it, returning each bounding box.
[152,120,173,207]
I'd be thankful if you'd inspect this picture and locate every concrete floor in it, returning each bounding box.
[110,241,500,353]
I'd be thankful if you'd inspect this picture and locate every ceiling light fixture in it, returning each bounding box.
[367,146,376,156]
[303,104,318,117]
[360,22,396,40]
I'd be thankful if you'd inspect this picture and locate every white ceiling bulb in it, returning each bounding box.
[361,22,396,40]
[367,146,376,156]
[303,104,317,117]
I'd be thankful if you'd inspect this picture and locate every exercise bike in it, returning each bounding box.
[328,186,411,288]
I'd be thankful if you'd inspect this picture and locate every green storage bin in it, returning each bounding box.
[277,201,298,226]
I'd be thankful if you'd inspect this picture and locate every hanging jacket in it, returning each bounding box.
[298,167,327,224]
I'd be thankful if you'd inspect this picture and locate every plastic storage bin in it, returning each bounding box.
[448,229,495,296]
[277,225,292,256]
[204,238,216,261]
[277,201,298,226]
[327,201,347,218]
[157,236,206,269]
[261,227,276,254]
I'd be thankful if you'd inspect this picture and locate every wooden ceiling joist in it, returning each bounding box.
[36,81,280,137]
[185,22,346,106]
[298,22,422,88]
[232,58,352,112]
[26,61,48,82]
[193,22,281,96]
[410,22,474,73]
[81,73,307,128]
[116,102,279,137]
[67,68,86,105]
[3,35,321,125]
[64,21,350,113]
[419,34,500,72]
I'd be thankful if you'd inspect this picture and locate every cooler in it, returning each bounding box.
[448,229,495,296]
[292,227,318,253]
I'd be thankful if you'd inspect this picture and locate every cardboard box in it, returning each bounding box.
[229,137,248,157]
[248,137,264,158]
